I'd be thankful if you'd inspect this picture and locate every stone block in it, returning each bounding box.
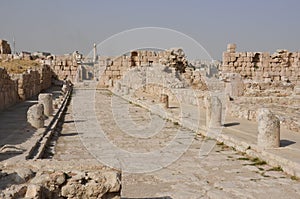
[112,70,120,76]
[27,104,45,128]
[105,70,112,76]
[227,43,236,53]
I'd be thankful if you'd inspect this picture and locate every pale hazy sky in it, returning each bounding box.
[1,0,300,60]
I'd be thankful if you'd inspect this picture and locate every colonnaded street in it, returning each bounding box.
[53,85,300,198]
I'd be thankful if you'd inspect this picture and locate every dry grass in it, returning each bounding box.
[0,59,41,74]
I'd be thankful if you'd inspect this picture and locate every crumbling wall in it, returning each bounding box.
[12,71,41,100]
[184,68,208,90]
[38,65,53,90]
[221,44,300,132]
[0,65,54,111]
[221,44,300,84]
[221,44,300,97]
[0,68,18,110]
[0,40,11,54]
[50,55,78,82]
[98,49,188,88]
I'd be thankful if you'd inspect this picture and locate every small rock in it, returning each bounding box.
[102,171,121,193]
[25,184,41,198]
[14,168,35,183]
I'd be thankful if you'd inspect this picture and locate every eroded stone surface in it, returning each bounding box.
[38,93,53,117]
[27,103,44,129]
[63,88,300,198]
[257,108,280,148]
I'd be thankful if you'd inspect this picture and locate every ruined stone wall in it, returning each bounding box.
[0,65,53,111]
[0,68,18,110]
[38,65,53,90]
[12,71,41,100]
[50,55,78,82]
[98,50,161,87]
[221,44,300,85]
[221,44,300,132]
[0,40,11,54]
[144,85,207,106]
[98,49,187,88]
[184,68,208,90]
[11,65,53,101]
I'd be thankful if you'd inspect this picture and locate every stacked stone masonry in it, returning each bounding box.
[98,48,188,88]
[222,44,300,85]
[0,65,53,111]
[11,70,41,100]
[0,39,11,54]
[50,55,79,82]
[0,67,18,110]
[222,44,300,133]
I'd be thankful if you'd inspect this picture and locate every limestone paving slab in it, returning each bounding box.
[53,86,300,199]
[0,86,62,161]
[125,91,300,177]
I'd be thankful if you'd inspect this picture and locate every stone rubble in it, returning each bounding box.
[0,168,121,199]
[0,40,300,198]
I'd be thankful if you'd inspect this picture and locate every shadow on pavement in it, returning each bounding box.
[280,139,296,147]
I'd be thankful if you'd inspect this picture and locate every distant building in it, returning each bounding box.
[32,51,51,57]
[20,51,32,60]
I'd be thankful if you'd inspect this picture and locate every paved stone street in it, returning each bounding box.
[53,88,300,198]
[0,86,62,162]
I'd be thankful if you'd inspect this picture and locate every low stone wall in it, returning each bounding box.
[227,97,300,132]
[0,65,53,111]
[11,65,53,101]
[38,65,53,90]
[50,55,78,82]
[0,67,18,110]
[12,70,41,100]
[144,85,206,106]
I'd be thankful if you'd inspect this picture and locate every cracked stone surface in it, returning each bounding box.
[53,88,300,198]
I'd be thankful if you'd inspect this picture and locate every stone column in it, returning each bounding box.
[62,84,68,94]
[206,96,222,128]
[27,104,44,128]
[123,86,130,95]
[108,79,113,87]
[160,94,169,108]
[116,82,121,91]
[225,74,244,99]
[257,108,280,148]
[38,93,53,117]
[204,95,211,129]
[62,80,72,94]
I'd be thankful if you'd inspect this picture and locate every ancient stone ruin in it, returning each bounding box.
[97,48,189,88]
[1,40,300,198]
[222,44,300,133]
[0,40,11,54]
